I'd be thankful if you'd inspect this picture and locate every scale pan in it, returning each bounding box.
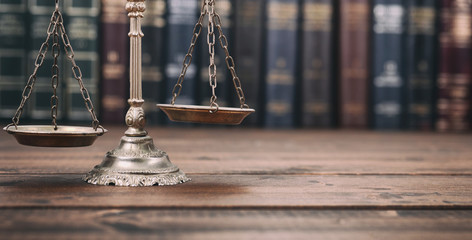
[3,125,107,147]
[157,104,255,125]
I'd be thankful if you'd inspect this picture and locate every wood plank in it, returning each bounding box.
[1,127,472,175]
[1,209,471,240]
[0,174,471,208]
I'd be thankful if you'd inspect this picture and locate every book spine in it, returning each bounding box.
[165,0,198,106]
[142,0,166,125]
[339,0,370,128]
[198,0,232,108]
[436,0,471,132]
[100,0,128,124]
[27,0,63,122]
[371,0,407,130]
[0,0,27,121]
[64,0,101,122]
[264,0,299,128]
[406,0,438,130]
[234,0,265,126]
[301,0,334,127]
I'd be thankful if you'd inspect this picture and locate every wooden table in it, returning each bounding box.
[1,127,471,239]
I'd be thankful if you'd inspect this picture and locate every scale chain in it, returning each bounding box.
[170,0,249,110]
[50,12,61,130]
[207,1,218,112]
[57,13,100,130]
[211,9,249,109]
[10,10,61,128]
[170,0,207,105]
[10,3,102,131]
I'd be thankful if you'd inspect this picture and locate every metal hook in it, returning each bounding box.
[209,102,219,114]
[55,0,59,11]
[96,125,106,136]
[5,123,17,131]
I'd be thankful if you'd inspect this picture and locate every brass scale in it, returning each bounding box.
[3,0,254,186]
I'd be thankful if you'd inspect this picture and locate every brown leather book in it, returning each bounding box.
[100,0,129,124]
[339,0,370,128]
[436,0,471,132]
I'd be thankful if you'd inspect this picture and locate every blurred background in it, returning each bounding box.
[0,0,470,131]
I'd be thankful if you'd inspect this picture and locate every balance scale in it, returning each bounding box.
[3,0,254,187]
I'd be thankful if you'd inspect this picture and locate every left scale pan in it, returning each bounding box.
[3,0,107,148]
[3,125,107,147]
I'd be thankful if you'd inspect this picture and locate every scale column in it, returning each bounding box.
[125,0,146,137]
[83,0,189,186]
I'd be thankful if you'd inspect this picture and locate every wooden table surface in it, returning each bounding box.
[1,126,471,239]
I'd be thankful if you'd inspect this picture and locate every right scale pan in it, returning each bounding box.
[157,104,255,125]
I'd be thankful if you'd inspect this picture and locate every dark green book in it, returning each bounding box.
[63,0,100,123]
[142,0,166,125]
[27,0,64,122]
[234,0,265,126]
[406,0,438,130]
[0,0,27,121]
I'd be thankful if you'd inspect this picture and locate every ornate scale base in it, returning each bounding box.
[83,135,190,186]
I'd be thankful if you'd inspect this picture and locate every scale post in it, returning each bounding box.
[84,0,189,186]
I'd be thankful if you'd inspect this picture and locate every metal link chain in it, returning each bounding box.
[212,9,249,108]
[9,1,102,131]
[170,0,207,105]
[10,10,61,128]
[57,13,100,130]
[170,0,249,110]
[50,12,60,130]
[207,1,218,112]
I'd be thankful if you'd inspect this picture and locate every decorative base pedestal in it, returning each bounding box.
[84,135,190,186]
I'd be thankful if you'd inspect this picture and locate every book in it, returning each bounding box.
[405,0,438,130]
[198,0,233,109]
[27,0,65,122]
[339,0,370,128]
[371,0,407,130]
[63,0,101,123]
[436,0,471,132]
[234,0,265,126]
[100,0,129,124]
[0,0,27,121]
[300,0,334,127]
[142,0,166,125]
[264,0,299,128]
[165,0,199,106]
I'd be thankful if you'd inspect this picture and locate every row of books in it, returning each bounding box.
[0,0,100,124]
[0,0,471,131]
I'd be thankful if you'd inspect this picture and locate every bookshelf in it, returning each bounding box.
[0,0,470,131]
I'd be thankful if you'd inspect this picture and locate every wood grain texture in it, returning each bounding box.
[1,127,472,175]
[0,174,471,208]
[1,127,471,239]
[1,209,471,240]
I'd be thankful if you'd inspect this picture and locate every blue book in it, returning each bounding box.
[371,0,407,129]
[165,0,198,106]
[264,0,299,128]
[0,0,27,121]
[405,0,438,130]
[300,0,334,127]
